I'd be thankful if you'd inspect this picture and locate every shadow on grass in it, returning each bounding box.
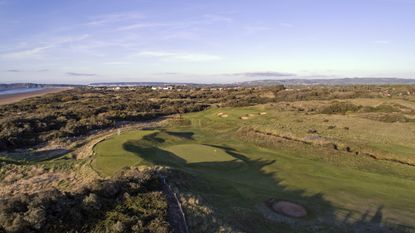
[123,133,412,233]
[142,132,166,144]
[141,131,195,145]
[166,131,194,140]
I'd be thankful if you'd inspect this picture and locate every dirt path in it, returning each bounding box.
[161,176,189,233]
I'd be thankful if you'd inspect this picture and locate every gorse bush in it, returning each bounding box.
[320,101,362,114]
[0,169,170,233]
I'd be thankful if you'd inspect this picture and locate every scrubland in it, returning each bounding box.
[1,85,415,232]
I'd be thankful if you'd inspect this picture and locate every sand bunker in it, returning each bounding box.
[267,199,307,218]
[217,112,229,118]
[259,112,267,115]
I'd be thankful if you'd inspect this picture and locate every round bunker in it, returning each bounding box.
[268,200,307,218]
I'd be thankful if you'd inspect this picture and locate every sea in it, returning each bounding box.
[0,88,44,95]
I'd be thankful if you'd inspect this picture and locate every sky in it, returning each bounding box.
[0,0,414,84]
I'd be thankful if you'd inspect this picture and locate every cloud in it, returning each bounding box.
[136,51,222,62]
[374,40,390,44]
[3,69,49,73]
[0,34,89,60]
[202,14,232,24]
[102,61,132,65]
[117,14,232,31]
[66,72,97,77]
[279,22,294,28]
[231,72,297,77]
[86,12,143,26]
[243,25,272,33]
[0,46,52,59]
[117,22,172,31]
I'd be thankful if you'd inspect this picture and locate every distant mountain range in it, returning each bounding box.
[89,82,195,87]
[237,78,415,86]
[2,78,415,90]
[0,83,46,91]
[0,83,80,91]
[92,78,415,87]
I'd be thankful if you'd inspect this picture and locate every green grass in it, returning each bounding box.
[91,130,157,177]
[91,103,415,232]
[165,144,236,163]
[204,103,415,164]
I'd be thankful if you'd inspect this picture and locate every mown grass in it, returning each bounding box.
[165,144,236,163]
[91,101,415,232]
[91,130,157,177]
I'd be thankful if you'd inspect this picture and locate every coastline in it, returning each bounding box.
[0,87,72,105]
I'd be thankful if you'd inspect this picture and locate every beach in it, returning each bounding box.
[0,87,71,105]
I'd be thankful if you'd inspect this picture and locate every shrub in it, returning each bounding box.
[0,169,170,233]
[320,101,361,114]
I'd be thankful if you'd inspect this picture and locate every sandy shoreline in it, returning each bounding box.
[0,87,72,105]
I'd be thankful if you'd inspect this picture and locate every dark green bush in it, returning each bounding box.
[320,101,361,114]
[0,170,170,233]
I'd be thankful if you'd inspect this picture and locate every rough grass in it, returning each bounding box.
[212,102,415,165]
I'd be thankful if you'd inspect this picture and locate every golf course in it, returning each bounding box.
[92,100,415,233]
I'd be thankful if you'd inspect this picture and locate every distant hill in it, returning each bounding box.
[0,83,81,91]
[89,82,239,87]
[94,78,415,87]
[237,78,415,86]
[0,83,45,91]
[3,78,415,90]
[89,82,185,87]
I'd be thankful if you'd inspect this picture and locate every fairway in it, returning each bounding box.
[91,102,415,232]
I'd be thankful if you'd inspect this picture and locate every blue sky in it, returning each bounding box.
[0,0,414,84]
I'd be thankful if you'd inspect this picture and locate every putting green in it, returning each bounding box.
[92,130,157,177]
[165,144,236,163]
